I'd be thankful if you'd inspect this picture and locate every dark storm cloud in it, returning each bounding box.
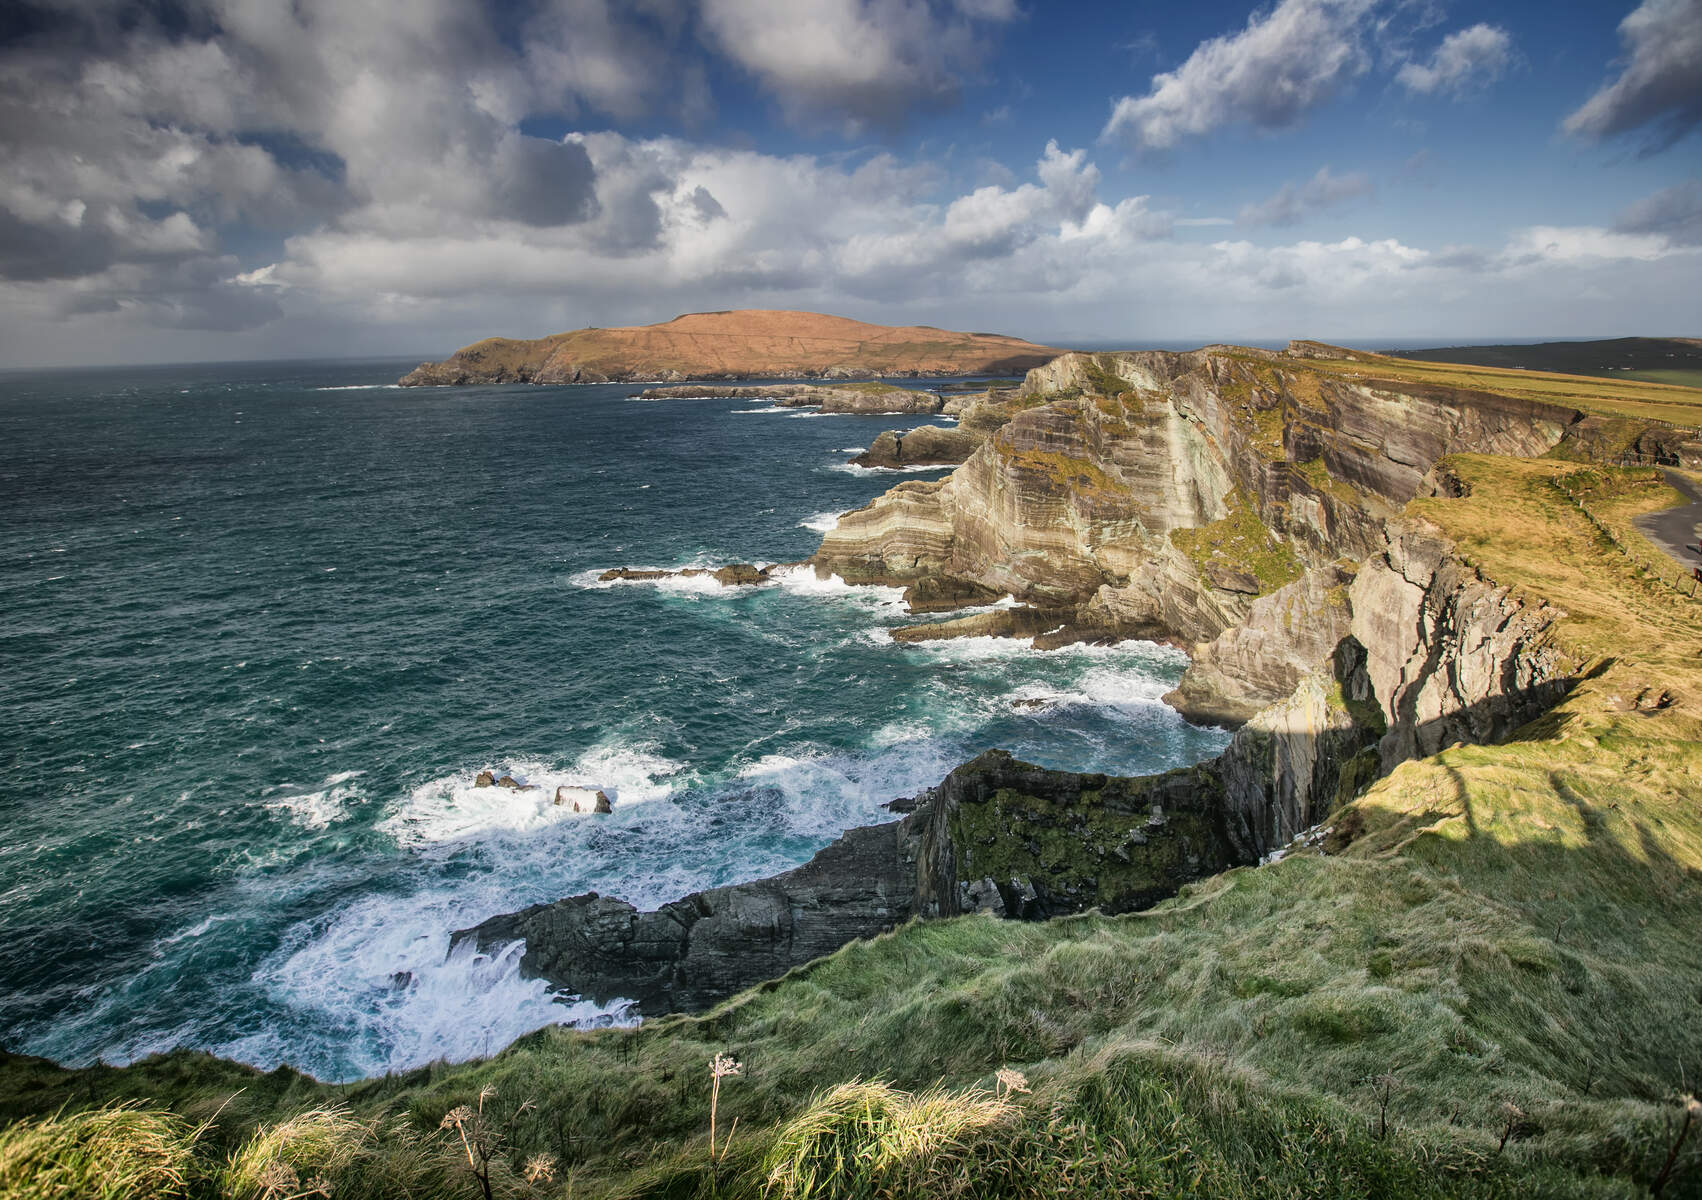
[1616,179,1702,245]
[1564,0,1702,153]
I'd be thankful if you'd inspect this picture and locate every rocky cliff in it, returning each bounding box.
[816,348,1581,663]
[453,341,1593,1018]
[461,514,1576,1015]
[398,310,1061,386]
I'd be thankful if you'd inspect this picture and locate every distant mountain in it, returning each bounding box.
[1390,337,1702,386]
[398,309,1063,386]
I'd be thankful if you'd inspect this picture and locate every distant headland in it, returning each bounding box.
[397,309,1063,386]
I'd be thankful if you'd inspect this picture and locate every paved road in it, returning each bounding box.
[1633,469,1702,575]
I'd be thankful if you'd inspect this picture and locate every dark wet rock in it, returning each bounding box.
[711,564,768,586]
[597,564,771,586]
[899,575,1007,614]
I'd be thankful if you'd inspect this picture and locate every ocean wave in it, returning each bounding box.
[379,745,685,849]
[730,405,792,414]
[315,384,403,391]
[826,462,956,475]
[236,909,635,1079]
[264,770,367,830]
[799,511,842,533]
[767,563,908,612]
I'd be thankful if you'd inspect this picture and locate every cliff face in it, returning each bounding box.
[464,517,1576,1015]
[816,349,1580,657]
[454,342,1596,1019]
[398,310,1062,386]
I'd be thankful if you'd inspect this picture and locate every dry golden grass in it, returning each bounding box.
[435,310,1062,379]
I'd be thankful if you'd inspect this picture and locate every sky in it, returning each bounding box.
[0,0,1698,367]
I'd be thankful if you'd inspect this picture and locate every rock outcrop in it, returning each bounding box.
[852,426,980,468]
[598,564,773,586]
[817,348,1581,704]
[399,310,1061,386]
[639,383,944,414]
[463,518,1577,1015]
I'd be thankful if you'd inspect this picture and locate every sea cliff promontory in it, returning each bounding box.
[397,309,1062,386]
[463,340,1702,1018]
[9,341,1702,1200]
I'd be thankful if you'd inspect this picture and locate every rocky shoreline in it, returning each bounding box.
[455,340,1611,1019]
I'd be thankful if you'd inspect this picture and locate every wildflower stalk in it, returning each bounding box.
[709,1053,742,1160]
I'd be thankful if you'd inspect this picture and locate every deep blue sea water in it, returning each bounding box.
[0,359,1228,1082]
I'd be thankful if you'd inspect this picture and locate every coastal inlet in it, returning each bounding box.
[0,360,1226,1082]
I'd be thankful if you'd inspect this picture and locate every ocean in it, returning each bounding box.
[0,359,1228,1082]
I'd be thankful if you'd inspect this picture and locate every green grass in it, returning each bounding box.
[1619,369,1702,389]
[1169,491,1304,593]
[1305,352,1702,426]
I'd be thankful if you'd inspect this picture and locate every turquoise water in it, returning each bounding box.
[0,360,1228,1082]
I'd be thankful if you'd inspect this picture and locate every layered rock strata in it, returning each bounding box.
[461,519,1576,1015]
[818,347,1581,706]
[456,344,1591,1018]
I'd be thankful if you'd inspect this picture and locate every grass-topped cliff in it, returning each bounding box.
[6,350,1702,1200]
[397,310,1063,387]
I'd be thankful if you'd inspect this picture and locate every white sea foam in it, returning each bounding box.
[568,563,730,593]
[379,745,684,848]
[730,405,792,414]
[837,446,866,453]
[768,563,908,612]
[264,770,367,830]
[827,462,956,475]
[236,903,635,1079]
[799,511,842,533]
[316,384,403,391]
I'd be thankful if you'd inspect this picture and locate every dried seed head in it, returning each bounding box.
[1501,1102,1525,1122]
[440,1105,474,1130]
[1686,1095,1702,1122]
[710,1053,741,1080]
[258,1161,300,1197]
[523,1152,558,1185]
[996,1067,1031,1096]
[304,1174,333,1198]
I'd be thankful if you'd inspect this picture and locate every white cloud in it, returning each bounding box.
[1501,225,1671,264]
[698,0,1017,131]
[1102,0,1375,151]
[1238,166,1374,228]
[1564,0,1702,152]
[1396,24,1512,96]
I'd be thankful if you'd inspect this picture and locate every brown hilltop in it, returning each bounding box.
[398,309,1063,386]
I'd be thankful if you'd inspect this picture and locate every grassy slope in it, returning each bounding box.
[1300,350,1702,427]
[5,457,1701,1198]
[1388,340,1702,390]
